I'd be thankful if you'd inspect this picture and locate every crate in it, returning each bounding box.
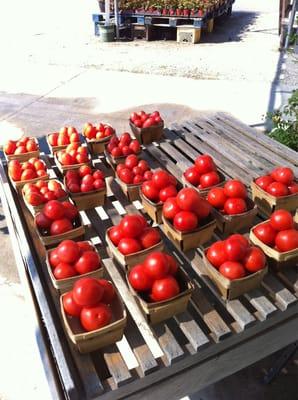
[182,170,226,198]
[60,288,127,353]
[54,153,92,174]
[162,214,216,252]
[140,191,163,224]
[106,227,164,270]
[177,26,201,43]
[127,268,194,324]
[115,175,142,202]
[129,121,164,145]
[64,177,106,211]
[4,137,40,162]
[249,222,298,271]
[251,180,298,217]
[203,252,268,301]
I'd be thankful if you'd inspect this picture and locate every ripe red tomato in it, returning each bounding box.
[275,229,298,252]
[49,248,61,268]
[50,218,73,235]
[35,212,52,229]
[270,209,294,231]
[81,182,94,192]
[129,264,154,291]
[79,165,92,177]
[141,180,160,202]
[184,166,201,185]
[200,171,220,188]
[152,170,171,190]
[266,182,289,197]
[224,198,247,215]
[53,262,77,279]
[207,187,227,209]
[162,197,181,220]
[62,201,78,220]
[144,170,153,180]
[288,182,298,194]
[73,277,104,306]
[120,215,145,238]
[80,304,112,331]
[118,238,142,255]
[228,234,250,250]
[139,227,161,248]
[195,155,215,174]
[176,188,201,212]
[255,175,274,191]
[109,226,124,246]
[271,167,294,185]
[125,154,139,169]
[224,180,247,199]
[165,254,178,275]
[26,139,38,152]
[77,241,94,253]
[21,169,37,181]
[243,247,266,272]
[26,192,44,206]
[173,211,198,232]
[4,140,17,155]
[129,140,141,154]
[43,191,57,201]
[138,160,149,173]
[119,168,134,184]
[75,251,101,274]
[44,200,65,220]
[57,240,80,263]
[224,236,247,261]
[151,276,180,302]
[206,241,228,268]
[253,222,277,246]
[144,252,170,279]
[93,170,104,180]
[63,291,82,317]
[15,145,27,154]
[54,188,67,199]
[97,279,115,304]
[159,185,177,203]
[219,261,246,280]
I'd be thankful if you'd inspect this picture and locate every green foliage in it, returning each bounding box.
[267,89,298,151]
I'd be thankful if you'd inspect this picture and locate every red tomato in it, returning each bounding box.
[162,197,181,219]
[109,226,124,246]
[44,200,65,220]
[81,182,94,192]
[93,179,105,190]
[54,188,67,199]
[49,249,61,268]
[173,211,198,232]
[37,169,47,178]
[228,234,250,250]
[35,212,52,229]
[165,254,178,275]
[195,155,215,174]
[134,119,142,128]
[34,160,46,171]
[143,118,155,128]
[206,241,228,268]
[57,135,69,146]
[130,112,138,122]
[77,241,94,253]
[57,240,80,263]
[70,132,80,143]
[125,154,139,169]
[93,170,104,180]
[73,277,104,306]
[224,180,247,199]
[50,219,73,235]
[253,222,277,246]
[43,191,57,201]
[75,251,101,274]
[219,261,246,280]
[224,236,247,261]
[122,146,133,156]
[139,227,161,248]
[152,170,171,190]
[120,215,145,238]
[255,175,274,191]
[15,145,27,154]
[63,291,82,317]
[141,180,160,202]
[48,133,58,146]
[144,170,153,180]
[21,169,37,181]
[119,132,131,145]
[200,171,220,188]
[97,279,115,304]
[266,182,289,197]
[129,140,141,154]
[133,175,145,184]
[53,262,77,279]
[76,153,89,164]
[271,167,294,185]
[79,165,92,177]
[80,304,112,331]
[243,247,266,272]
[144,252,170,279]
[176,188,202,212]
[184,166,201,185]
[207,187,227,209]
[138,160,149,173]
[118,238,142,255]
[159,185,177,203]
[26,192,44,206]
[4,140,17,155]
[68,183,80,193]
[26,139,38,152]
[224,198,247,215]
[62,201,78,220]
[118,168,134,184]
[270,209,294,231]
[47,180,61,191]
[288,182,298,194]
[111,147,122,157]
[275,229,298,252]
[151,276,180,302]
[84,124,96,139]
[60,152,74,165]
[128,264,154,292]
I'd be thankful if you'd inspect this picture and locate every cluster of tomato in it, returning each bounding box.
[108,214,161,255]
[207,179,249,215]
[23,180,67,206]
[63,277,116,332]
[65,165,105,194]
[35,200,79,236]
[8,158,48,182]
[128,251,180,302]
[141,169,178,203]
[4,136,38,155]
[83,122,115,141]
[255,166,298,197]
[106,132,141,158]
[253,210,298,252]
[49,240,101,280]
[207,234,266,279]
[130,110,163,129]
[162,187,211,232]
[48,127,80,147]
[184,154,222,189]
[116,155,152,185]
[57,144,90,166]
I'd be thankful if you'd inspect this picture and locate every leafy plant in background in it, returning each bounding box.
[267,89,298,151]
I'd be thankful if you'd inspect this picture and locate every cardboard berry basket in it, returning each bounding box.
[46,242,104,292]
[211,198,258,235]
[85,135,114,155]
[5,137,40,162]
[140,191,163,224]
[129,121,164,145]
[54,153,92,174]
[251,180,298,217]
[104,148,142,169]
[105,227,164,270]
[115,174,141,202]
[181,171,226,198]
[249,221,298,270]
[46,135,81,154]
[162,214,216,252]
[203,251,268,301]
[22,178,69,216]
[126,268,194,324]
[64,176,106,211]
[60,287,127,353]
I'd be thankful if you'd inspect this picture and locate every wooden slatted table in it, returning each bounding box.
[0,112,297,400]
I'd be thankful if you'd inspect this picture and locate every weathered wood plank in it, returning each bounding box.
[226,300,256,331]
[262,274,297,310]
[103,345,133,387]
[116,336,139,371]
[277,268,298,296]
[174,311,210,351]
[153,323,184,366]
[244,289,277,320]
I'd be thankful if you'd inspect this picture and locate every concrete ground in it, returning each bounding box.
[0,0,297,399]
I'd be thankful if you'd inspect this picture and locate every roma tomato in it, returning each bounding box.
[119,168,134,184]
[80,304,112,331]
[184,166,201,185]
[144,252,170,280]
[255,175,274,191]
[120,215,145,238]
[141,180,160,202]
[207,187,227,209]
[79,165,92,177]
[173,211,198,232]
[243,247,266,272]
[50,219,73,235]
[224,236,247,261]
[128,264,154,292]
[53,263,77,279]
[125,154,139,169]
[219,262,246,280]
[25,192,44,206]
[152,170,171,190]
[195,155,215,174]
[138,160,149,173]
[118,238,142,255]
[224,198,247,215]
[162,197,181,220]
[271,167,294,185]
[139,227,161,249]
[57,240,80,263]
[35,212,52,229]
[253,222,277,246]
[224,180,247,199]
[109,225,124,246]
[200,171,220,188]
[159,185,177,203]
[269,209,294,231]
[49,249,61,268]
[44,200,65,220]
[73,277,104,306]
[75,251,101,274]
[266,182,289,197]
[275,229,298,252]
[63,291,82,317]
[97,279,115,304]
[206,241,228,268]
[151,276,180,302]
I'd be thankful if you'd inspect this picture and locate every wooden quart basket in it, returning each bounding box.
[140,191,163,224]
[249,222,298,270]
[182,170,226,198]
[251,180,298,217]
[85,135,113,155]
[5,137,40,162]
[60,288,127,353]
[211,198,258,235]
[127,268,194,324]
[115,175,141,202]
[64,177,106,211]
[46,242,104,292]
[203,252,268,300]
[162,214,216,252]
[106,227,164,270]
[129,121,164,145]
[54,153,92,174]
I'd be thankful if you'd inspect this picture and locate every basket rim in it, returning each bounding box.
[251,180,298,201]
[162,213,216,235]
[182,169,226,193]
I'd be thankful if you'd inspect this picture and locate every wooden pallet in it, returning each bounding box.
[0,112,297,400]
